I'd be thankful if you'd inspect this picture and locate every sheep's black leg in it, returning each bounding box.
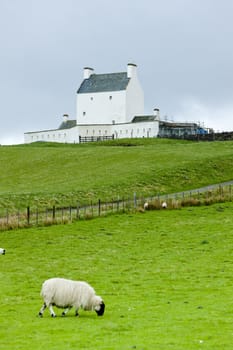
[38,302,46,317]
[48,304,56,317]
[75,309,79,317]
[62,307,72,316]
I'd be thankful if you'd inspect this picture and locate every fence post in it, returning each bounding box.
[134,192,137,208]
[6,209,9,225]
[27,206,30,225]
[76,203,80,219]
[52,206,56,221]
[36,207,39,225]
[98,199,101,216]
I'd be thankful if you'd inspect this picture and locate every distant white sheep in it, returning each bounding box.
[0,248,5,255]
[38,277,105,318]
[144,202,149,210]
[162,201,167,209]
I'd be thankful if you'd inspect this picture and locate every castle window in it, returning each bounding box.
[83,111,86,116]
[90,97,93,101]
[109,96,112,100]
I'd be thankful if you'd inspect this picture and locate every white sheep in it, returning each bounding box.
[0,248,5,255]
[38,277,105,318]
[162,201,167,209]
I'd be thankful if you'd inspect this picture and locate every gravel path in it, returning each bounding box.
[164,180,233,199]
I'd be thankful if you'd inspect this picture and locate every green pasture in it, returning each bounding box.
[1,203,232,349]
[1,139,233,210]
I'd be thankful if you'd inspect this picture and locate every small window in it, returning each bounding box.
[109,96,112,100]
[90,97,93,101]
[83,111,86,116]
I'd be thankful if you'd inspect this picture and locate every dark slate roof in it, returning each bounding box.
[132,115,156,123]
[58,120,76,130]
[77,72,130,94]
[159,121,198,127]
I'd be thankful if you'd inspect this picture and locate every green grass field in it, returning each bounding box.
[1,203,232,349]
[1,139,233,349]
[1,139,233,210]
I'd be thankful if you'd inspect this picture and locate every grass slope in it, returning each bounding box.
[1,139,233,210]
[0,203,232,349]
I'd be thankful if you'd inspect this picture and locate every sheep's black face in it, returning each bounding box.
[96,301,105,316]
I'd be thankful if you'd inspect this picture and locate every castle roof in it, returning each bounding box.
[77,72,130,94]
[58,120,76,129]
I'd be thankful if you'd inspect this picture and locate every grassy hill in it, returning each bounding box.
[1,203,232,349]
[1,138,233,210]
[1,139,233,349]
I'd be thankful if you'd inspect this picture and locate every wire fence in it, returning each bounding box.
[0,183,232,231]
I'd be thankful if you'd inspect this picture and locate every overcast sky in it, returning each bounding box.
[1,0,233,144]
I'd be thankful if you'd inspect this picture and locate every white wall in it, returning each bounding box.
[77,90,126,125]
[78,120,159,139]
[78,124,113,137]
[24,126,79,144]
[113,121,159,139]
[126,74,144,123]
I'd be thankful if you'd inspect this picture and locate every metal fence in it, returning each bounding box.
[0,183,232,231]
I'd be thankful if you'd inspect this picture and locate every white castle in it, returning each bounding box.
[24,63,159,143]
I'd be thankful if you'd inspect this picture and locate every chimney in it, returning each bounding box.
[127,63,137,78]
[153,108,160,120]
[83,67,94,79]
[63,114,69,123]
